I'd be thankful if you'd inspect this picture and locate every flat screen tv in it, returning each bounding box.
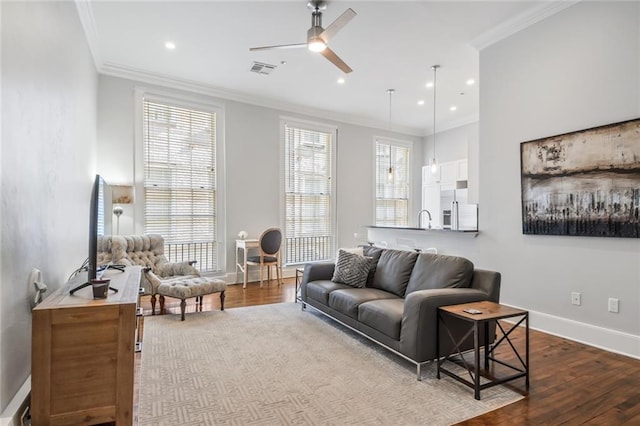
[70,174,115,295]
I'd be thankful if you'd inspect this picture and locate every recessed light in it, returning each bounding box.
[450,106,457,111]
[426,82,434,88]
[466,78,475,86]
[417,100,425,106]
[337,77,345,84]
[165,41,176,50]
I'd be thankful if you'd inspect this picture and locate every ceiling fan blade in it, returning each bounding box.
[250,43,307,51]
[320,47,352,74]
[320,8,356,43]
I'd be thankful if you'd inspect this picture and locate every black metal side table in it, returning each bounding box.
[437,301,529,400]
[294,267,305,303]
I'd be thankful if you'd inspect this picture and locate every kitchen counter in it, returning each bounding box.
[367,225,478,235]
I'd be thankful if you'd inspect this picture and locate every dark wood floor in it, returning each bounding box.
[137,278,640,425]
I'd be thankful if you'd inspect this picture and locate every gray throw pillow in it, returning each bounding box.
[332,249,372,288]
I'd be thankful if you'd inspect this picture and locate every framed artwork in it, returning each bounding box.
[520,118,640,238]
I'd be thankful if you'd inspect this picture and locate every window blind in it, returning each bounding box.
[142,99,219,272]
[375,140,410,226]
[284,123,334,264]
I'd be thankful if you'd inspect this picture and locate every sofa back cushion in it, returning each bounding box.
[362,245,383,287]
[405,253,474,295]
[371,249,418,297]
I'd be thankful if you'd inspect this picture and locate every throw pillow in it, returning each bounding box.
[336,246,364,257]
[332,249,372,288]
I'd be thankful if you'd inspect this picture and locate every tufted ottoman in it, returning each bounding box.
[157,276,227,321]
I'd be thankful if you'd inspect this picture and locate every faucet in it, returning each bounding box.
[417,209,432,229]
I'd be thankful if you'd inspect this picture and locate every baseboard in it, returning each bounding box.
[504,305,640,360]
[214,266,298,285]
[0,377,30,426]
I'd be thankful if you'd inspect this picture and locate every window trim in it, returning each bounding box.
[134,88,226,274]
[280,116,337,265]
[373,136,414,227]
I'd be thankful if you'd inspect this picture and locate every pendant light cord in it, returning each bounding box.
[432,65,439,162]
[387,89,395,176]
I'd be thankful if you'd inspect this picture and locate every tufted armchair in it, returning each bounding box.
[98,234,201,314]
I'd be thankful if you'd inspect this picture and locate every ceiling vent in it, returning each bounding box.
[250,61,277,75]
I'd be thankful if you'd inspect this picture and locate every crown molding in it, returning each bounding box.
[99,61,426,136]
[74,0,102,70]
[471,0,581,51]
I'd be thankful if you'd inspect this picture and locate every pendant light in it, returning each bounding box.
[430,65,440,175]
[387,88,395,182]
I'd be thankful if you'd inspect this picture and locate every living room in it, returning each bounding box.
[2,1,639,424]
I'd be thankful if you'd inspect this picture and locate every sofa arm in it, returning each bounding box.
[301,262,335,284]
[399,288,489,362]
[157,261,200,278]
[300,262,335,301]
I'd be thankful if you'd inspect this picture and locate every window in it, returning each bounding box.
[142,98,221,272]
[375,139,411,226]
[283,120,335,264]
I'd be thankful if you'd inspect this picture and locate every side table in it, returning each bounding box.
[437,301,529,400]
[295,266,304,303]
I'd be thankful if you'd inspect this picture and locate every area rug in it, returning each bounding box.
[139,302,522,425]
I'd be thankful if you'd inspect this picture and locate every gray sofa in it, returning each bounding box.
[300,246,501,379]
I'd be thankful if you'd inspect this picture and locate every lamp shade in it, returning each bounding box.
[112,185,135,204]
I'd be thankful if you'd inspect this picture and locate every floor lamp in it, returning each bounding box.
[112,185,135,235]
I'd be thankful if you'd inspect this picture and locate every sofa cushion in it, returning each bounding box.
[332,249,373,288]
[362,246,384,287]
[306,280,351,305]
[371,249,418,297]
[405,253,474,295]
[328,288,399,319]
[358,299,404,340]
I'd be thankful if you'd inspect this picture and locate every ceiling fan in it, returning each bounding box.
[250,1,356,73]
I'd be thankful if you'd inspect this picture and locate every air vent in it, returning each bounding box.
[250,61,277,75]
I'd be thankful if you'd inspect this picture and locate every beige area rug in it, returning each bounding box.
[139,302,523,425]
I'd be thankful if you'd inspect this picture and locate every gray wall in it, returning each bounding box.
[1,1,98,412]
[96,75,424,277]
[478,2,640,352]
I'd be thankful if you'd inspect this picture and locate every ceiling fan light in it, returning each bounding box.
[308,37,326,52]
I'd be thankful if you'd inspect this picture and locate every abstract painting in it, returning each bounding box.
[520,118,640,238]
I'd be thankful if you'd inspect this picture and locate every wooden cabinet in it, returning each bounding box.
[32,266,142,425]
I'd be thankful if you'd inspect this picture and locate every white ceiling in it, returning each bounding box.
[80,1,574,135]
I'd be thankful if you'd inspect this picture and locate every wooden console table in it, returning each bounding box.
[31,266,142,425]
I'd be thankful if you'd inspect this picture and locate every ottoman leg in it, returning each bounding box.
[151,294,157,315]
[220,291,225,311]
[159,295,165,314]
[180,299,186,321]
[199,295,203,311]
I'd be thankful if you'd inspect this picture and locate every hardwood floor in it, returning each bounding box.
[136,278,640,424]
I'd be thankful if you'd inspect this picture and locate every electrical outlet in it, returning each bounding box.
[608,298,619,313]
[571,292,581,306]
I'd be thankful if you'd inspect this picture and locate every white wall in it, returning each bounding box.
[0,1,97,412]
[477,2,640,355]
[96,75,423,277]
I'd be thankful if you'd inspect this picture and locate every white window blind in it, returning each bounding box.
[142,99,219,272]
[284,122,334,264]
[375,140,410,226]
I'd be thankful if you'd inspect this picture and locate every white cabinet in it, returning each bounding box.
[422,165,439,185]
[421,183,441,228]
[457,159,468,181]
[439,162,457,186]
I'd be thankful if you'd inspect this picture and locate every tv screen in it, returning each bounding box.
[89,174,109,281]
[70,174,112,295]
